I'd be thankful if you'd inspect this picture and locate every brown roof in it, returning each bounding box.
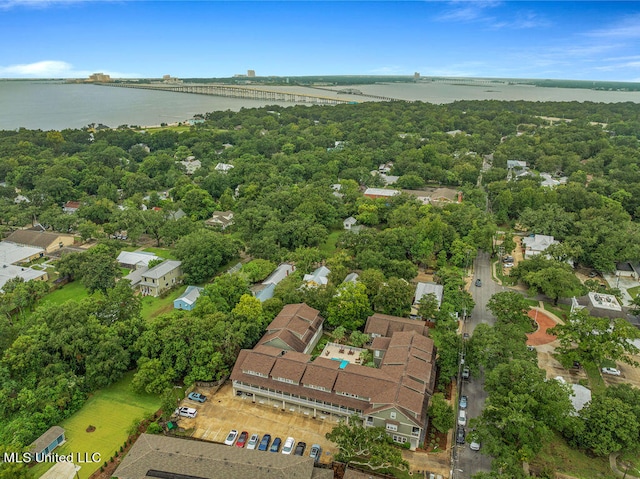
[364,313,428,337]
[370,337,391,351]
[237,349,277,377]
[5,230,73,250]
[301,359,341,390]
[259,303,324,353]
[270,356,308,383]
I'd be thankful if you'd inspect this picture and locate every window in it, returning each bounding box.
[374,350,381,358]
[366,416,374,425]
[412,427,420,437]
[392,435,407,443]
[386,424,398,432]
[390,412,396,419]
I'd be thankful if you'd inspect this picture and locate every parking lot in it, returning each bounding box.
[173,382,338,464]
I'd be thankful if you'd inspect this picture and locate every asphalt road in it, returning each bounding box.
[454,251,497,479]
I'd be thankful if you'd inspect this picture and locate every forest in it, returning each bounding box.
[1,98,640,476]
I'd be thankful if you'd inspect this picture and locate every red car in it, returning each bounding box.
[235,431,249,448]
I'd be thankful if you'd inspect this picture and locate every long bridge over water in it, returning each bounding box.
[95,82,365,105]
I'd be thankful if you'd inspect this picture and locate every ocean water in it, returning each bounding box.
[2,80,640,131]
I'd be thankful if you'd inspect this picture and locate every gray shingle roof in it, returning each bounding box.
[114,434,320,479]
[142,259,182,279]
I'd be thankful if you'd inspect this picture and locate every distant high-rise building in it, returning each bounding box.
[414,72,420,79]
[247,70,256,77]
[163,74,171,80]
[88,73,111,82]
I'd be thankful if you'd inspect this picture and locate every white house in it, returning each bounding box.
[343,216,357,230]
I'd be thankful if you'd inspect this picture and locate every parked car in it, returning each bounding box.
[270,437,282,453]
[258,434,272,451]
[503,256,514,263]
[459,395,468,409]
[468,430,481,451]
[187,392,207,403]
[602,367,621,376]
[588,271,599,278]
[282,437,295,454]
[235,431,248,448]
[462,366,470,380]
[247,433,260,450]
[475,279,482,287]
[470,440,481,451]
[458,410,467,427]
[456,427,466,444]
[174,407,197,418]
[294,441,307,456]
[309,444,322,463]
[224,429,239,446]
[503,262,514,268]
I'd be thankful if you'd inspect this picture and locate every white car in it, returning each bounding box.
[470,440,481,451]
[174,407,197,418]
[224,429,239,446]
[601,367,621,376]
[503,262,514,268]
[457,410,467,427]
[246,433,260,450]
[281,437,295,454]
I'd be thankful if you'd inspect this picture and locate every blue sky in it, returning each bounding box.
[1,1,639,81]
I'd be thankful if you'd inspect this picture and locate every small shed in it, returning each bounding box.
[174,286,204,311]
[30,426,65,457]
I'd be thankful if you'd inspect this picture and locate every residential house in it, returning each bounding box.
[411,282,444,317]
[30,426,65,457]
[138,260,182,297]
[62,201,81,214]
[174,286,204,311]
[343,272,359,284]
[521,234,558,259]
[257,303,325,354]
[331,183,344,198]
[0,241,44,264]
[113,434,332,479]
[363,188,400,200]
[364,313,429,339]
[4,230,75,254]
[507,160,529,180]
[343,216,357,230]
[179,157,201,175]
[252,263,295,302]
[168,208,187,220]
[117,251,160,269]
[0,264,48,292]
[215,162,234,173]
[540,173,568,188]
[14,194,30,204]
[303,266,330,288]
[231,309,436,450]
[205,210,234,229]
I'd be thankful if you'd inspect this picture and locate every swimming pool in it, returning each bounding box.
[331,358,349,369]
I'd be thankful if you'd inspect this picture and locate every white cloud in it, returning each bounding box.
[491,11,551,30]
[0,60,140,78]
[588,13,640,39]
[436,1,501,23]
[0,0,98,9]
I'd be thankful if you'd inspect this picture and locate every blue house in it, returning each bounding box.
[31,426,65,457]
[174,286,204,311]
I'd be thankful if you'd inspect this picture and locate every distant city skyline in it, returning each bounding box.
[1,1,639,82]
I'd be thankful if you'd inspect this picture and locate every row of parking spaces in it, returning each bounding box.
[173,383,338,465]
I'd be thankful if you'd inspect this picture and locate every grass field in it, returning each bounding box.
[320,230,342,255]
[42,281,90,305]
[530,432,616,479]
[140,286,187,321]
[627,285,640,298]
[30,371,161,479]
[584,361,606,395]
[143,247,178,260]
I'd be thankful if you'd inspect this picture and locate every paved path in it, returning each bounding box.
[610,452,640,479]
[526,306,561,346]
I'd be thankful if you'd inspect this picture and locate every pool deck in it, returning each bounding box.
[319,342,367,365]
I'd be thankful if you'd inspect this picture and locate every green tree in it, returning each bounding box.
[417,293,439,320]
[428,393,454,433]
[81,252,121,294]
[326,282,372,331]
[487,291,533,331]
[549,310,640,367]
[374,278,413,316]
[241,259,276,283]
[325,418,409,471]
[174,230,239,283]
[577,396,639,456]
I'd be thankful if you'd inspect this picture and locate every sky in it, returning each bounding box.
[0,1,639,82]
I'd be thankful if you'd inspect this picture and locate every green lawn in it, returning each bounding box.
[320,230,342,255]
[626,285,640,298]
[143,247,178,260]
[30,371,161,479]
[583,361,606,395]
[531,432,616,479]
[42,281,90,305]
[120,267,131,276]
[140,286,187,321]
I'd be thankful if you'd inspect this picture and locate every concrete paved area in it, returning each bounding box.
[320,342,366,364]
[174,382,339,464]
